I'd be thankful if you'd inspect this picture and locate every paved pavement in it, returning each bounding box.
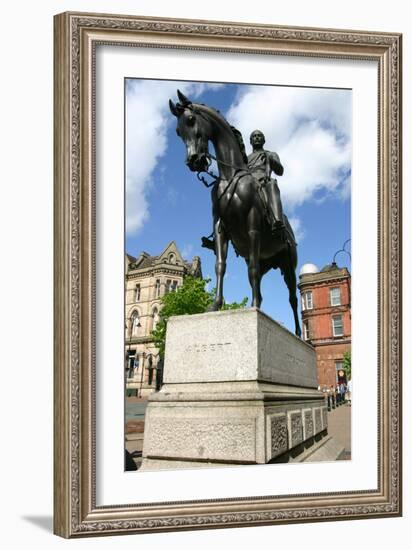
[125,397,148,422]
[326,402,351,459]
[125,397,149,469]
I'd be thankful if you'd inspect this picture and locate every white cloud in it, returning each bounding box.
[226,86,351,211]
[289,216,304,242]
[126,80,221,234]
[180,243,194,260]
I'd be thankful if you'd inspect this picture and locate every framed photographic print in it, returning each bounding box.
[54,11,402,537]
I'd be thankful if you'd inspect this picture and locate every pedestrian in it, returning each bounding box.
[347,378,352,405]
[340,382,347,404]
[336,384,342,405]
[329,385,336,409]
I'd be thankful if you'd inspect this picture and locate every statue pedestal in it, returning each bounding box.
[140,308,335,470]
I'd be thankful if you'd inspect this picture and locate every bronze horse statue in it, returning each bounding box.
[169,90,301,337]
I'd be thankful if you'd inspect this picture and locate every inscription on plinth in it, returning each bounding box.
[184,342,233,354]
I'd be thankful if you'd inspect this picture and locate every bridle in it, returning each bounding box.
[196,152,249,188]
[184,107,253,229]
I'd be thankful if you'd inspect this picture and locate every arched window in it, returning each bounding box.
[130,310,140,336]
[168,252,176,264]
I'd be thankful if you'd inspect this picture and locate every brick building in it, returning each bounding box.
[298,262,351,388]
[125,241,202,397]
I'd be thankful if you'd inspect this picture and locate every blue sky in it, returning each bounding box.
[125,79,351,332]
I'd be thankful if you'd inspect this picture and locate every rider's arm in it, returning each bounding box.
[269,151,284,177]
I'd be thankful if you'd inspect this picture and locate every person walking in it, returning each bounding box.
[347,378,352,405]
[340,382,347,404]
[336,384,342,406]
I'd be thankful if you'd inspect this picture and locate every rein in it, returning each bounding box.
[196,152,247,188]
[196,154,250,204]
[196,154,251,240]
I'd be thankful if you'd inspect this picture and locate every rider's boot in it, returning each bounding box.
[201,236,216,252]
[267,179,284,232]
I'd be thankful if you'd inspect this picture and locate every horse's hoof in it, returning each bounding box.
[207,302,220,312]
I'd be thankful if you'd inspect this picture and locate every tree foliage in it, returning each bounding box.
[151,276,248,358]
[343,350,351,380]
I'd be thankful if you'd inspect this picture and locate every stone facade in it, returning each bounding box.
[298,263,351,388]
[125,241,202,397]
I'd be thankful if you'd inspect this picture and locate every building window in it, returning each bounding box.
[155,279,160,298]
[330,287,341,306]
[301,291,313,311]
[135,284,141,302]
[126,352,136,379]
[165,279,171,294]
[303,320,311,341]
[332,315,344,337]
[171,280,178,292]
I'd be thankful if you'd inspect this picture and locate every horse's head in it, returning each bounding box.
[169,90,210,172]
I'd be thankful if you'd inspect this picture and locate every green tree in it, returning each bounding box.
[343,350,351,380]
[151,276,247,358]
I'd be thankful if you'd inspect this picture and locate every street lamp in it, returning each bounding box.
[332,238,351,266]
[126,315,141,394]
[139,351,145,398]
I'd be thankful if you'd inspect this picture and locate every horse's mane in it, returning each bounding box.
[195,103,248,165]
[229,125,248,164]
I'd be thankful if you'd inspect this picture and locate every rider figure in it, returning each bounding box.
[201,129,285,252]
[248,130,284,232]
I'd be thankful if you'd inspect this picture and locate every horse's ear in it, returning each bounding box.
[169,99,179,117]
[177,89,191,106]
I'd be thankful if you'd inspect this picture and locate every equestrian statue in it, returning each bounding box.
[169,90,301,337]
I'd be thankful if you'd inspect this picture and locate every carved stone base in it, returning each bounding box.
[141,309,329,470]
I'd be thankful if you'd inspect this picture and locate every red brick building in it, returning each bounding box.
[298,262,351,388]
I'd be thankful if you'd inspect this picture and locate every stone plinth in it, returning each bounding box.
[163,308,318,388]
[141,308,328,470]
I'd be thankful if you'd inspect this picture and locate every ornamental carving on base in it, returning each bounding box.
[322,407,328,430]
[288,411,303,448]
[304,409,314,439]
[269,414,288,459]
[314,408,322,435]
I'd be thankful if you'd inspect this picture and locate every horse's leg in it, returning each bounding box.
[209,219,228,311]
[247,208,262,308]
[281,254,301,338]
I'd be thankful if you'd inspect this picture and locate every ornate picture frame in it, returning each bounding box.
[54,11,402,537]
